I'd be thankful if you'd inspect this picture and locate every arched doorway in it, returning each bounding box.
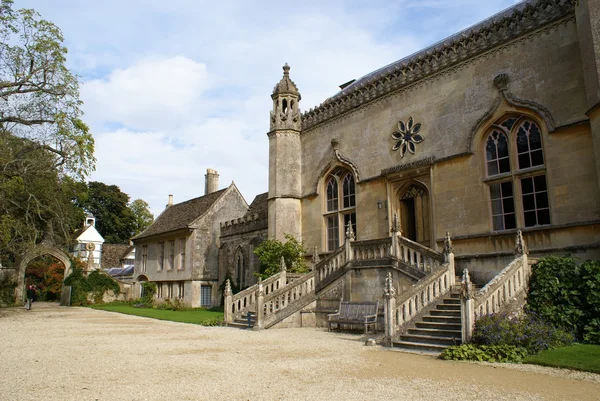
[15,243,73,305]
[397,183,431,247]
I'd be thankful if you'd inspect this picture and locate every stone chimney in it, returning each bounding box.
[205,169,219,195]
[166,194,173,208]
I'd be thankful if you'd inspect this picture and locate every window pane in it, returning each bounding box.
[536,192,549,208]
[505,213,516,230]
[342,174,355,209]
[521,177,533,194]
[497,133,509,158]
[517,128,529,154]
[501,181,513,197]
[503,198,515,213]
[492,216,504,231]
[326,177,338,212]
[518,153,530,169]
[534,174,547,191]
[524,211,537,227]
[522,194,535,211]
[529,123,542,150]
[327,216,339,251]
[531,150,544,167]
[490,183,501,199]
[537,209,551,225]
[486,137,497,160]
[487,161,498,176]
[491,199,503,215]
[499,158,511,174]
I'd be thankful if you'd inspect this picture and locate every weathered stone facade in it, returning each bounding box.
[268,0,600,286]
[132,177,248,307]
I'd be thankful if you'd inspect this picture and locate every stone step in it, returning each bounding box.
[400,334,461,347]
[430,309,460,317]
[392,340,448,353]
[422,315,461,324]
[408,327,462,338]
[436,304,460,311]
[228,321,254,329]
[443,299,461,305]
[415,321,461,331]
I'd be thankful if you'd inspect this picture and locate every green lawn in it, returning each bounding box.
[524,344,600,374]
[90,303,224,325]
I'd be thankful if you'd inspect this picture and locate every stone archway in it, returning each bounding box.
[15,242,73,306]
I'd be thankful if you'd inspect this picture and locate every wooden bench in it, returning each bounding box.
[328,300,379,334]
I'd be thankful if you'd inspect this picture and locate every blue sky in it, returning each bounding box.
[19,0,520,216]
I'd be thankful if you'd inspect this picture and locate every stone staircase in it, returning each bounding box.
[228,311,256,329]
[392,292,462,353]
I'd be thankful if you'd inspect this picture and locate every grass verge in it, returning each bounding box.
[524,344,600,374]
[90,303,224,325]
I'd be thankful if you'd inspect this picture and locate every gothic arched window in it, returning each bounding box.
[484,115,549,231]
[324,168,356,251]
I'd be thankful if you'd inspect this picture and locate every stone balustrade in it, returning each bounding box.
[315,244,347,282]
[262,272,316,328]
[395,235,444,273]
[395,262,454,328]
[473,255,529,316]
[352,238,392,260]
[226,271,285,324]
[460,231,530,342]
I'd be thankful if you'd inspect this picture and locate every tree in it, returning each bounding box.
[80,182,136,244]
[253,234,308,279]
[0,133,86,266]
[129,199,154,237]
[0,1,93,265]
[0,0,94,178]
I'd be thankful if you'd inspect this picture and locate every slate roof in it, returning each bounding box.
[133,188,227,240]
[246,192,268,219]
[101,243,130,268]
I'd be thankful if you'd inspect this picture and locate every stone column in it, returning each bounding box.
[443,232,456,287]
[255,279,264,330]
[383,272,397,346]
[514,230,529,285]
[460,269,474,343]
[390,212,400,258]
[345,221,355,262]
[279,256,287,289]
[224,279,232,324]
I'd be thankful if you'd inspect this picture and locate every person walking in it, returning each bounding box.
[26,285,35,311]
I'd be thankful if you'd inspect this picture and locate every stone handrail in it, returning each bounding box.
[473,254,530,317]
[352,237,392,260]
[227,271,285,323]
[395,235,444,273]
[461,231,530,342]
[262,271,316,328]
[395,262,454,327]
[315,244,347,283]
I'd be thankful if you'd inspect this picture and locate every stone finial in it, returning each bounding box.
[493,73,509,91]
[331,138,340,150]
[460,268,473,300]
[384,271,396,297]
[345,220,355,241]
[280,256,287,272]
[443,231,454,255]
[515,230,528,255]
[224,279,232,296]
[312,246,320,265]
[258,278,264,297]
[391,212,401,234]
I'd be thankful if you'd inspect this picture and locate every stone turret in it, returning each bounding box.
[267,64,302,241]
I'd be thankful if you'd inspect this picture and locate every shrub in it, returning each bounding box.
[527,256,600,343]
[156,299,185,311]
[253,234,309,279]
[140,282,156,305]
[64,263,120,305]
[200,317,224,327]
[0,275,16,305]
[440,344,529,363]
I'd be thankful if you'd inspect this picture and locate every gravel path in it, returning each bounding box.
[1,303,599,401]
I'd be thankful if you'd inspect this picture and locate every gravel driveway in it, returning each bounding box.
[1,303,598,401]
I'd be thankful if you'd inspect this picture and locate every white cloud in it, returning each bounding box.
[82,56,210,131]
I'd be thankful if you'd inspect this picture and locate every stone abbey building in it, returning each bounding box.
[134,0,600,314]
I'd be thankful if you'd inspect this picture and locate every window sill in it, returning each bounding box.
[483,165,545,183]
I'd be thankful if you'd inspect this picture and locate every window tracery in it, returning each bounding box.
[324,168,356,251]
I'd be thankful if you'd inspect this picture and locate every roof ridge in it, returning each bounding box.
[301,0,575,130]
